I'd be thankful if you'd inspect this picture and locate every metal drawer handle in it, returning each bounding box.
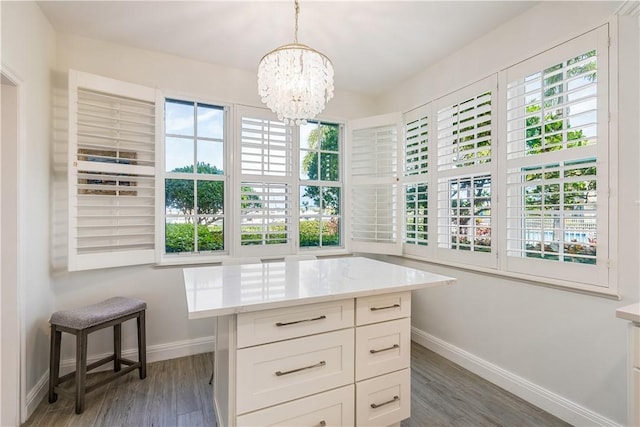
[275,360,326,376]
[370,395,400,409]
[370,304,400,311]
[276,315,327,327]
[370,344,400,354]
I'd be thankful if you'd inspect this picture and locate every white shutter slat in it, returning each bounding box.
[68,70,157,271]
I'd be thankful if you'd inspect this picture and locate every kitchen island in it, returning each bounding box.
[184,256,455,427]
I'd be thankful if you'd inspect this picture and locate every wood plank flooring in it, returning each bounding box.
[22,342,571,427]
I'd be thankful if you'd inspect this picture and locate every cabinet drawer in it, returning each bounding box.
[237,299,354,348]
[237,385,354,427]
[236,329,355,414]
[356,318,410,381]
[633,326,639,368]
[356,369,410,427]
[356,292,411,326]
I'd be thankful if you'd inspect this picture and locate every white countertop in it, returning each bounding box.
[616,303,640,324]
[183,257,455,319]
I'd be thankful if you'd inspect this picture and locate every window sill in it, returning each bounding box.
[384,254,621,300]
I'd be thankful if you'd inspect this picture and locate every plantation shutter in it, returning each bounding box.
[403,104,431,256]
[348,113,402,255]
[68,70,158,271]
[434,75,497,267]
[236,105,294,257]
[502,26,609,287]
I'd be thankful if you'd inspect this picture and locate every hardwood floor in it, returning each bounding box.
[23,342,571,427]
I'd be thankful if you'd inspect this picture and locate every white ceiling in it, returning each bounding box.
[37,1,538,96]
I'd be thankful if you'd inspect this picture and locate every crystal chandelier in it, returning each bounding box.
[257,0,334,125]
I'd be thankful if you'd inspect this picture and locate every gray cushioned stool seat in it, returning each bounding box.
[50,297,146,329]
[48,296,147,414]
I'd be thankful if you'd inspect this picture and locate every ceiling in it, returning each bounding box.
[37,1,538,96]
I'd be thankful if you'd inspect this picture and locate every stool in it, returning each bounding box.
[48,297,147,414]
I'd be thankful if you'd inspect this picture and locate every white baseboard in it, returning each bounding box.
[24,335,215,423]
[411,327,621,427]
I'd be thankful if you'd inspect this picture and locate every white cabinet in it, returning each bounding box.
[355,293,411,427]
[215,292,412,427]
[616,304,640,427]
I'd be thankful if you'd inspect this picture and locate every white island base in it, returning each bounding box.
[184,257,455,427]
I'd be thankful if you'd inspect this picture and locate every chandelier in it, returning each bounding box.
[257,0,334,125]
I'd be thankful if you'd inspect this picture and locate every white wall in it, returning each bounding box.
[1,77,20,427]
[1,1,56,422]
[375,2,639,425]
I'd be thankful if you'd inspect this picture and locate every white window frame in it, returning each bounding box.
[498,25,612,290]
[234,105,346,258]
[433,75,498,268]
[402,103,433,258]
[158,96,230,263]
[298,120,344,251]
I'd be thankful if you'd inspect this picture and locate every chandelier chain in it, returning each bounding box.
[294,0,299,44]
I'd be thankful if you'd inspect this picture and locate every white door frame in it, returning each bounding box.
[1,67,23,427]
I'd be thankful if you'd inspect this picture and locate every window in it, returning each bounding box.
[349,113,403,255]
[434,76,497,267]
[403,105,430,256]
[378,26,611,292]
[163,99,226,256]
[237,106,294,256]
[68,70,158,271]
[299,121,342,248]
[503,26,609,287]
[236,105,344,256]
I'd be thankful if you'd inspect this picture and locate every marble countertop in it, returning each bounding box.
[616,303,640,324]
[183,257,455,319]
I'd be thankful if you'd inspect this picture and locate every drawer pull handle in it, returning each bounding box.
[370,344,400,354]
[370,304,400,311]
[319,421,326,427]
[275,360,326,376]
[370,395,400,409]
[275,315,327,327]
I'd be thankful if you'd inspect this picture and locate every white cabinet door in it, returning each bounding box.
[356,369,410,427]
[236,328,355,414]
[356,318,410,381]
[356,292,410,325]
[237,385,354,427]
[237,299,354,348]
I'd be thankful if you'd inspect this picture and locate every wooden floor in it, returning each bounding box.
[23,342,571,427]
